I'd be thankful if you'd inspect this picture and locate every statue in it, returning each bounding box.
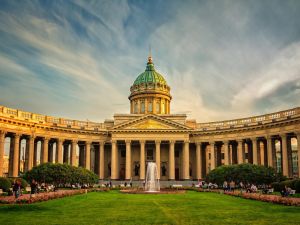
[162,165,167,176]
[134,164,140,176]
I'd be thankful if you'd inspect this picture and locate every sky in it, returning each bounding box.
[0,0,300,123]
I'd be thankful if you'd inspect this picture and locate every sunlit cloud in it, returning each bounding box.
[0,0,299,122]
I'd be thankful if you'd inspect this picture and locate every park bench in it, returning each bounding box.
[172,184,183,188]
[290,189,296,195]
[267,188,274,194]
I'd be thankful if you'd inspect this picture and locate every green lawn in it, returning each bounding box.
[0,191,299,225]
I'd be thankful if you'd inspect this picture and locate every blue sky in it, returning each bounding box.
[0,0,299,122]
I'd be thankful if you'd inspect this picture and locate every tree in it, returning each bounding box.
[206,163,283,185]
[23,163,98,186]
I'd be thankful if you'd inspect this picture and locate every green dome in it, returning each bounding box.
[133,57,167,86]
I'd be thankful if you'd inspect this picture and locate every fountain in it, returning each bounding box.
[145,162,160,192]
[120,162,185,194]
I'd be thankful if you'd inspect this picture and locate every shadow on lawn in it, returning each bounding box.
[0,204,50,212]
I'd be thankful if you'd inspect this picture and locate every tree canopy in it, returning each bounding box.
[206,163,285,185]
[23,163,98,186]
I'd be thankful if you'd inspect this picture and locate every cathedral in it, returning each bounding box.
[0,56,299,180]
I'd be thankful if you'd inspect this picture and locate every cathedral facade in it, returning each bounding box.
[0,56,300,180]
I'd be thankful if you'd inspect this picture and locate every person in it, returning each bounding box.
[229,181,235,192]
[250,184,257,193]
[239,181,244,190]
[30,179,37,198]
[223,181,228,192]
[281,185,288,197]
[13,179,20,199]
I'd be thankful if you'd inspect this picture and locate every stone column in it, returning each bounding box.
[70,140,77,166]
[183,141,190,180]
[27,136,35,170]
[252,138,258,165]
[266,136,273,167]
[12,134,20,177]
[297,133,300,178]
[237,140,243,164]
[0,131,6,176]
[155,140,161,179]
[169,140,175,180]
[85,141,91,170]
[125,140,131,180]
[111,140,118,180]
[140,140,145,180]
[281,134,289,177]
[42,138,49,164]
[56,139,63,163]
[259,140,265,166]
[224,141,230,165]
[196,142,202,180]
[210,142,216,170]
[99,142,105,179]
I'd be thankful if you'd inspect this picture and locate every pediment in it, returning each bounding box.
[112,114,191,130]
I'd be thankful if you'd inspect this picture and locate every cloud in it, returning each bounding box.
[0,0,299,123]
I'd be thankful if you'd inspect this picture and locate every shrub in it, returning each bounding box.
[23,163,98,186]
[19,178,28,189]
[0,177,12,192]
[271,182,281,192]
[206,163,281,185]
[295,180,300,193]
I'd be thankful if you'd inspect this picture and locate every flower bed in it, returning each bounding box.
[0,189,87,204]
[194,188,300,206]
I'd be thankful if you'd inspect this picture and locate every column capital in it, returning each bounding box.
[14,133,21,138]
[280,133,287,139]
[99,141,105,145]
[250,137,257,141]
[0,130,7,136]
[139,140,145,144]
[236,139,243,143]
[295,131,300,137]
[44,137,50,141]
[223,140,230,144]
[209,141,215,145]
[169,140,176,144]
[125,140,131,144]
[111,140,117,144]
[264,135,272,140]
[85,141,92,145]
[184,140,190,144]
[195,141,201,146]
[155,140,161,144]
[71,139,78,143]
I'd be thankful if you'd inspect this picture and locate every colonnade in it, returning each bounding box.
[0,130,299,180]
[0,131,105,178]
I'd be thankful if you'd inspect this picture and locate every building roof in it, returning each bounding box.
[133,57,167,86]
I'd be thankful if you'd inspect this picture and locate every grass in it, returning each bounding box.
[0,191,299,225]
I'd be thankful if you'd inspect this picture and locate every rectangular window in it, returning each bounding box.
[121,150,126,158]
[156,102,160,113]
[209,153,211,160]
[148,102,152,112]
[141,101,145,113]
[175,150,179,158]
[147,149,153,160]
[221,153,225,159]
